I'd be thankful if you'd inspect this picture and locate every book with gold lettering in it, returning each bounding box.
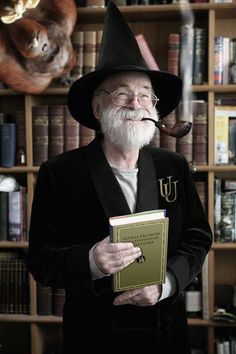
[109,210,169,292]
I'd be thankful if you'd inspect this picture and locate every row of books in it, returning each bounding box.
[0,187,28,242]
[76,0,209,6]
[149,99,208,166]
[32,105,95,166]
[215,334,236,354]
[168,27,207,85]
[0,106,95,168]
[0,111,26,167]
[37,283,65,316]
[214,179,236,243]
[70,29,102,82]
[0,253,29,314]
[214,37,236,85]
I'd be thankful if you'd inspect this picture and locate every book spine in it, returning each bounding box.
[167,33,180,76]
[160,111,176,152]
[14,111,26,166]
[176,101,193,163]
[79,124,95,147]
[48,105,64,158]
[214,36,224,84]
[214,107,229,165]
[53,288,65,316]
[0,192,8,241]
[83,31,96,74]
[229,118,236,164]
[8,191,21,241]
[64,105,80,151]
[96,30,103,65]
[192,100,208,165]
[0,123,16,167]
[32,105,49,166]
[192,28,207,85]
[148,128,160,148]
[37,283,53,315]
[71,30,84,81]
[135,34,159,70]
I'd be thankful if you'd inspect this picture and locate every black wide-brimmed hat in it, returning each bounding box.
[67,1,182,130]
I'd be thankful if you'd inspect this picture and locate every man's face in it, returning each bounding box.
[93,72,158,152]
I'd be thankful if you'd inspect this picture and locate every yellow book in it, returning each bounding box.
[214,105,236,164]
[109,210,169,292]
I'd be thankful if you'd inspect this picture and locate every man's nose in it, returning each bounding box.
[127,95,141,110]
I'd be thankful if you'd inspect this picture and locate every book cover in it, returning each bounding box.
[110,209,169,292]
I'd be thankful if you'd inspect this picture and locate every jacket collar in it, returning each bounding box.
[85,134,159,219]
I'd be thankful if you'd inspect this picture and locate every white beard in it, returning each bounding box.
[99,107,158,152]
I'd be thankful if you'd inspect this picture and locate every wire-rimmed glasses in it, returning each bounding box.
[101,89,159,109]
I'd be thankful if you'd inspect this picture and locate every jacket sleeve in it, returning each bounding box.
[167,155,213,295]
[27,161,95,294]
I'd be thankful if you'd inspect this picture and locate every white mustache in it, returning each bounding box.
[117,109,149,121]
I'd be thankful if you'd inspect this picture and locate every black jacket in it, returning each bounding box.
[27,134,212,353]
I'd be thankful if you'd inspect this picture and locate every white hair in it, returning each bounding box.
[99,105,158,152]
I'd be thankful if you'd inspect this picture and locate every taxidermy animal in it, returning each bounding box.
[0,0,77,94]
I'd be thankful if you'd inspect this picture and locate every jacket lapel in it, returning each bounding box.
[86,135,159,219]
[136,148,159,212]
[86,135,131,219]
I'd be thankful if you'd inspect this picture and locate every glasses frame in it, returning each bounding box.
[101,89,159,109]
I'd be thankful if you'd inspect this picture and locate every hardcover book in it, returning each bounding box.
[109,209,169,292]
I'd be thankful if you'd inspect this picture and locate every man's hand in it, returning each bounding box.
[93,236,142,275]
[113,285,162,307]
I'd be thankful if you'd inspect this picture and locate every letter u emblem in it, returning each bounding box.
[158,176,178,203]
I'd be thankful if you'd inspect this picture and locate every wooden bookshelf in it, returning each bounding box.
[0,3,236,354]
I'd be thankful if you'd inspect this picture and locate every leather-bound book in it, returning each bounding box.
[160,110,176,152]
[48,105,64,158]
[176,101,193,164]
[32,105,48,166]
[14,110,26,165]
[192,100,208,165]
[79,124,95,147]
[64,105,80,151]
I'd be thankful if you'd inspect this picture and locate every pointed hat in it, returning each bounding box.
[67,1,182,130]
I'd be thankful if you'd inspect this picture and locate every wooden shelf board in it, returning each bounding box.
[0,167,38,173]
[212,242,236,250]
[0,241,28,248]
[77,3,236,22]
[0,314,62,323]
[188,318,236,327]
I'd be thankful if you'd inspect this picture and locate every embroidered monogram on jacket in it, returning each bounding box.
[158,176,178,203]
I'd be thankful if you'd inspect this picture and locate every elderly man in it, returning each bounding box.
[27,2,212,353]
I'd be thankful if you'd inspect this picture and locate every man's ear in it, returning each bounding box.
[92,96,101,120]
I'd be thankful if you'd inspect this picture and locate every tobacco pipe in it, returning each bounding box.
[141,117,192,138]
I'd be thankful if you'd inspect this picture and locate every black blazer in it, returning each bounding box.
[27,133,212,353]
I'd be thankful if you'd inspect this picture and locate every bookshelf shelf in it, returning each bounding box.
[0,3,235,354]
[212,243,236,251]
[0,314,62,323]
[0,241,28,249]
